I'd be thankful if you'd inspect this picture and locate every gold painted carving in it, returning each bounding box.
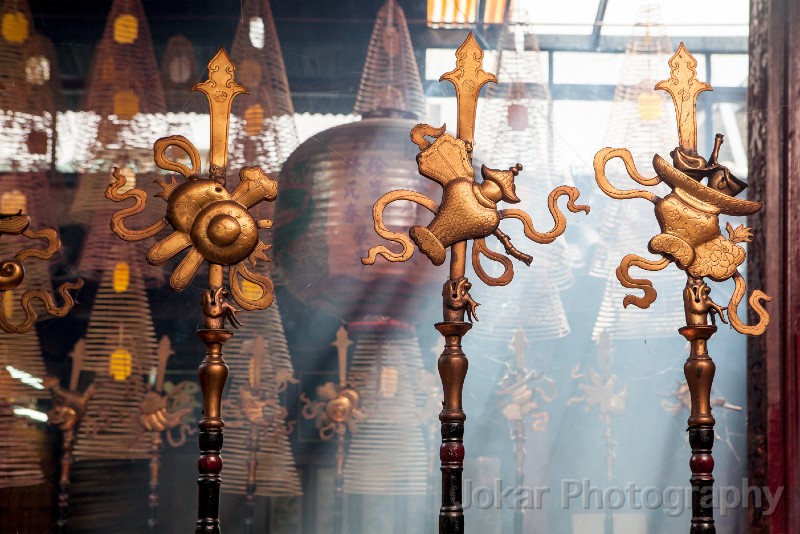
[106,48,277,319]
[0,213,83,333]
[362,33,588,296]
[593,43,770,336]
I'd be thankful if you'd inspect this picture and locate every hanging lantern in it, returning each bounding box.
[274,0,439,319]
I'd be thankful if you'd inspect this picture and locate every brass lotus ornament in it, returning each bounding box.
[592,43,770,534]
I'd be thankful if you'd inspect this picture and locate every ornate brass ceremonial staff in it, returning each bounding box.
[105,48,278,534]
[593,43,771,534]
[363,33,588,533]
[301,326,365,534]
[497,329,555,534]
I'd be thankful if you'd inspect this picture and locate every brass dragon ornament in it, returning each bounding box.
[362,34,589,304]
[594,43,770,336]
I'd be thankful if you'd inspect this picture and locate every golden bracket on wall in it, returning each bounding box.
[592,42,771,534]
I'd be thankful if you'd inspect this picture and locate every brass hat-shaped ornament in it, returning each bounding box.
[594,43,770,335]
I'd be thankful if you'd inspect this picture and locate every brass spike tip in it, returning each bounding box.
[655,42,711,153]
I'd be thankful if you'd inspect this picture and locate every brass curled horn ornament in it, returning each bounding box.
[0,212,83,334]
[363,123,590,288]
[593,43,770,336]
[105,49,277,314]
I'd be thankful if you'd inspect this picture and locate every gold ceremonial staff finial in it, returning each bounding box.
[105,48,278,534]
[0,214,83,333]
[592,42,770,534]
[363,33,588,534]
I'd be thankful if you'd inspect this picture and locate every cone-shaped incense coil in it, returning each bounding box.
[77,208,164,286]
[230,0,298,181]
[69,0,167,224]
[472,265,570,342]
[590,5,675,278]
[222,335,302,497]
[222,284,302,497]
[476,8,575,292]
[226,287,294,392]
[342,321,427,495]
[0,329,48,401]
[0,405,45,488]
[160,35,202,113]
[591,265,686,340]
[354,0,424,119]
[75,252,159,459]
[0,0,58,172]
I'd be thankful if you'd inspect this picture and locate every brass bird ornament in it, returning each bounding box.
[594,43,770,335]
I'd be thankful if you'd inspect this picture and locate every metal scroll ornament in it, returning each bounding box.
[592,43,770,534]
[0,212,82,333]
[105,48,277,534]
[362,33,588,533]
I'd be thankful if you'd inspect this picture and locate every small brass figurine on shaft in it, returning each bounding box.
[106,48,278,534]
[363,33,588,533]
[593,43,771,534]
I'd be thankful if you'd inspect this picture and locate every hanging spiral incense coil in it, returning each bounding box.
[69,0,167,225]
[230,0,298,181]
[74,252,158,460]
[0,404,46,488]
[274,0,439,320]
[342,319,428,495]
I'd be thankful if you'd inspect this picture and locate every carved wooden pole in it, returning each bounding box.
[106,48,278,533]
[592,43,771,533]
[363,33,587,534]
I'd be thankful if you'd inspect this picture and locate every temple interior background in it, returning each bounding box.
[2,0,794,533]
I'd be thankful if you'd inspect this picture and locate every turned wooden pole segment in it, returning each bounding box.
[243,427,258,534]
[148,432,163,532]
[333,423,347,534]
[511,419,525,534]
[196,264,232,534]
[680,324,717,534]
[436,286,471,534]
[57,427,75,532]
